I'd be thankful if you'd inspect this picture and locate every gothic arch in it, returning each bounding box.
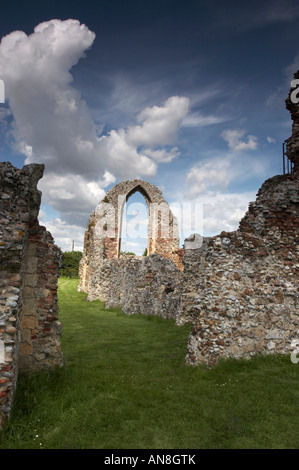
[95,179,179,259]
[79,180,184,294]
[118,185,151,256]
[125,183,153,204]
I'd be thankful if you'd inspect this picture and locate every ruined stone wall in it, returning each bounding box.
[78,179,183,298]
[182,174,299,366]
[79,73,299,367]
[86,172,298,367]
[100,254,182,320]
[78,175,298,368]
[181,72,299,366]
[0,162,62,428]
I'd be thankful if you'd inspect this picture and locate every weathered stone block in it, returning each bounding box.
[0,161,63,430]
[20,343,33,356]
[22,315,36,330]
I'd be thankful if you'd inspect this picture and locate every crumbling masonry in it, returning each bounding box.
[0,70,298,429]
[78,179,184,298]
[79,71,299,366]
[0,163,63,429]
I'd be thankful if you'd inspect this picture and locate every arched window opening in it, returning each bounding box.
[119,191,149,256]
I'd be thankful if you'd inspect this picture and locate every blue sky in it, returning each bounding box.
[0,0,298,253]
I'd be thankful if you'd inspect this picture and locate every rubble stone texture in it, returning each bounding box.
[79,71,299,367]
[78,179,184,297]
[182,173,298,366]
[1,70,297,430]
[0,162,63,429]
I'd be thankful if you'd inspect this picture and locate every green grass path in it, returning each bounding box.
[1,277,299,449]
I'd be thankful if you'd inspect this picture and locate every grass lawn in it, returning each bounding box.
[1,277,299,449]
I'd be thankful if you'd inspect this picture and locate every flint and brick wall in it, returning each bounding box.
[0,162,63,429]
[182,174,299,366]
[79,72,299,367]
[96,254,182,320]
[79,174,298,367]
[78,179,183,297]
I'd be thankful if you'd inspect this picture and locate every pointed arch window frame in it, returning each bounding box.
[118,184,152,257]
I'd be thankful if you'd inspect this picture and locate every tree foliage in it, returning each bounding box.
[60,251,83,278]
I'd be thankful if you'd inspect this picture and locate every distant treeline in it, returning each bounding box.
[60,251,83,278]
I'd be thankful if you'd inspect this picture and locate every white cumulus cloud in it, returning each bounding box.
[127,96,190,146]
[0,19,191,247]
[185,159,230,199]
[221,129,258,152]
[0,19,189,184]
[38,216,86,252]
[143,147,180,163]
[200,192,255,235]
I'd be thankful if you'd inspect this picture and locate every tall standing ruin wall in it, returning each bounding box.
[79,71,299,366]
[78,179,184,299]
[0,162,63,429]
[78,172,298,366]
[182,173,299,365]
